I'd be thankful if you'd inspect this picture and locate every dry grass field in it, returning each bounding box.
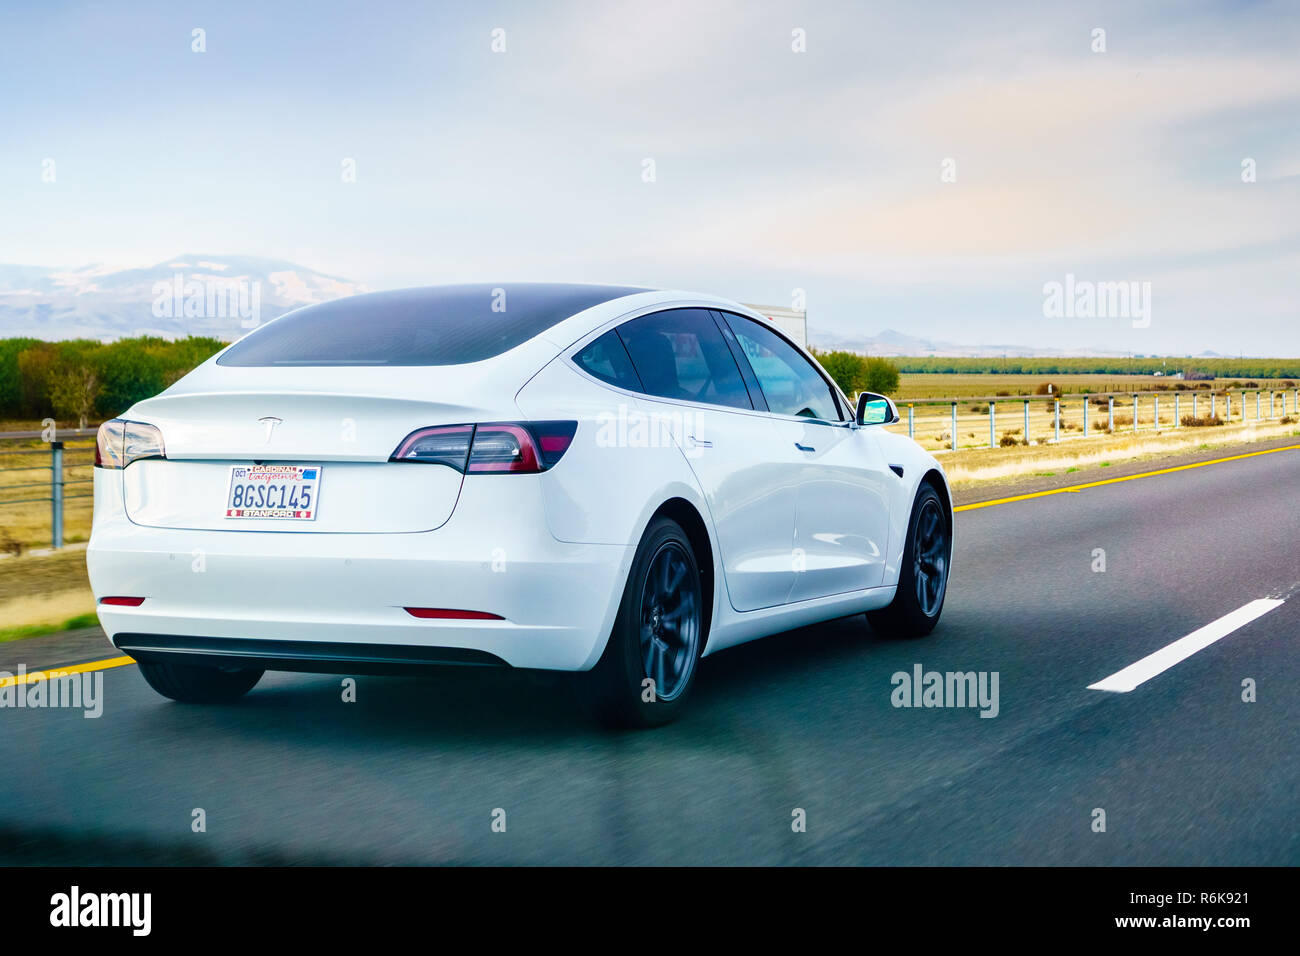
[0,547,95,641]
[941,418,1300,488]
[894,372,1200,400]
[0,428,97,638]
[0,434,95,554]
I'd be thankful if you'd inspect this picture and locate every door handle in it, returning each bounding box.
[689,435,712,448]
[795,442,815,452]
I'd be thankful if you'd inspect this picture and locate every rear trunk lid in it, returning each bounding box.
[119,357,543,534]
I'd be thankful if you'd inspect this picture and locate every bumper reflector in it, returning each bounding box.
[403,607,503,621]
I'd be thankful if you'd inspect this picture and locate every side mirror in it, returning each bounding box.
[856,392,899,426]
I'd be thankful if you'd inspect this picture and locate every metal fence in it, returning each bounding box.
[886,387,1300,452]
[0,432,96,549]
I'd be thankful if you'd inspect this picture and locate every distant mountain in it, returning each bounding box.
[808,326,1131,359]
[0,255,368,341]
[0,261,1206,359]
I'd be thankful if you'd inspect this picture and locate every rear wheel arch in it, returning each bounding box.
[647,497,715,651]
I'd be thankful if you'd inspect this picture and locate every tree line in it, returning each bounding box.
[0,336,226,428]
[810,350,901,396]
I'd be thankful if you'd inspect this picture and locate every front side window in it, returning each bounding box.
[615,309,752,410]
[723,314,843,421]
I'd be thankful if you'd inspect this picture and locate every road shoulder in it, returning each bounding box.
[952,433,1299,507]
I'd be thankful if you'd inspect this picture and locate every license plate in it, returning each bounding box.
[225,465,322,520]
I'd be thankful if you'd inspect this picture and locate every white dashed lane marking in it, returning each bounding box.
[1087,599,1285,693]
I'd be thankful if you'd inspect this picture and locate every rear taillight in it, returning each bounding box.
[390,422,575,474]
[466,423,538,473]
[95,419,166,469]
[520,421,576,469]
[390,424,474,470]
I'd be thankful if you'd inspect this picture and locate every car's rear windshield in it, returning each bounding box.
[217,283,648,367]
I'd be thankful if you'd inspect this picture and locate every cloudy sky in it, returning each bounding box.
[2,0,1297,354]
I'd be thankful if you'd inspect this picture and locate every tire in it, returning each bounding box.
[579,517,704,728]
[137,660,263,703]
[868,484,950,639]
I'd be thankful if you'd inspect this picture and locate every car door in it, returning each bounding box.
[615,308,798,612]
[718,312,893,601]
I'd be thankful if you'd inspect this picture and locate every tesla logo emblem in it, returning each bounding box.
[257,417,282,443]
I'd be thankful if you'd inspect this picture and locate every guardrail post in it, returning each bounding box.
[1132,394,1139,433]
[1083,396,1089,434]
[1154,395,1160,431]
[1256,390,1261,421]
[1023,400,1030,442]
[51,440,64,550]
[950,402,957,451]
[907,404,914,440]
[1225,393,1230,420]
[989,401,995,448]
[1193,393,1198,420]
[1107,395,1114,432]
[1174,393,1179,427]
[1053,400,1060,442]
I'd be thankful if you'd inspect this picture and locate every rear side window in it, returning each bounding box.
[616,309,752,410]
[574,329,642,390]
[722,314,843,421]
[218,283,647,367]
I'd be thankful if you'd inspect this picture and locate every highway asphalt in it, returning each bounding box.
[1,443,1296,864]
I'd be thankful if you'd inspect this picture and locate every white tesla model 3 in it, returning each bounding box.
[88,284,952,726]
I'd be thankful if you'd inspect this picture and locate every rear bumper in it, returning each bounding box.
[87,469,633,671]
[114,633,507,673]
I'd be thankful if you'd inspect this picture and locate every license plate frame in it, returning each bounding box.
[225,464,322,520]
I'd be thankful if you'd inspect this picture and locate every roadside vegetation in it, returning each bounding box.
[0,613,98,644]
[0,548,95,641]
[811,349,900,396]
[0,336,225,425]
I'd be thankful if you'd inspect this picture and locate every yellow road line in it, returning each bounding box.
[955,443,1300,513]
[0,655,135,687]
